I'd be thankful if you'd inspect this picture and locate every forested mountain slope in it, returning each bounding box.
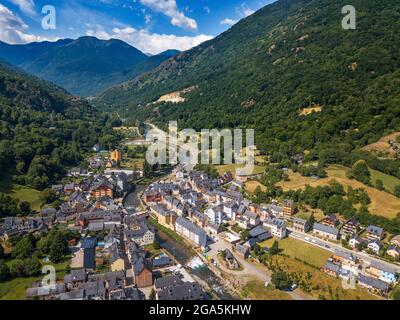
[0,62,118,190]
[97,0,400,173]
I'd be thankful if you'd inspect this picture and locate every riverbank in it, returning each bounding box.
[148,217,237,299]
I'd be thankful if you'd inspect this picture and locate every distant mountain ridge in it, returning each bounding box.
[0,37,180,97]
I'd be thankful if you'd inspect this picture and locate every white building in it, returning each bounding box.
[263,218,287,239]
[204,207,223,225]
[175,217,207,248]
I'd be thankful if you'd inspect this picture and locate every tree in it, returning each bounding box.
[12,234,35,259]
[269,240,280,255]
[271,270,291,290]
[0,260,10,282]
[153,242,161,250]
[143,160,152,178]
[240,230,250,241]
[19,201,31,216]
[9,259,26,277]
[49,235,66,263]
[24,256,42,276]
[0,245,4,259]
[149,288,156,300]
[351,161,371,185]
[375,179,384,191]
[394,185,400,198]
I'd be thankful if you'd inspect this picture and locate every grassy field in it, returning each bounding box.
[241,279,292,300]
[245,180,268,193]
[369,168,400,194]
[277,165,400,218]
[0,175,45,211]
[0,260,69,300]
[260,237,331,268]
[272,255,380,300]
[215,164,266,176]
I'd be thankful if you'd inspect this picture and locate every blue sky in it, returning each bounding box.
[0,0,276,54]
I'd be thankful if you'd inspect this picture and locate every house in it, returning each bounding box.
[387,244,400,258]
[64,269,87,290]
[124,227,155,247]
[249,225,272,242]
[293,218,311,233]
[204,207,223,225]
[175,217,207,248]
[110,243,126,272]
[51,184,63,195]
[263,218,287,239]
[157,282,204,300]
[110,149,122,163]
[152,255,172,269]
[235,243,249,259]
[390,235,400,246]
[321,214,340,228]
[150,204,177,231]
[283,199,295,216]
[365,261,398,284]
[205,222,221,237]
[243,210,260,227]
[367,239,382,254]
[64,183,76,194]
[88,221,104,232]
[127,242,153,288]
[81,238,97,270]
[145,190,163,203]
[90,179,115,199]
[154,275,183,291]
[332,250,360,273]
[223,201,238,221]
[365,225,384,241]
[322,261,341,277]
[341,217,360,239]
[243,238,258,250]
[358,274,389,296]
[312,223,340,241]
[349,236,367,249]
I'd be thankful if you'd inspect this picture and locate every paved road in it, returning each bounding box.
[288,228,400,272]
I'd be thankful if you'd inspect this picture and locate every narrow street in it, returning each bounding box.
[288,228,400,273]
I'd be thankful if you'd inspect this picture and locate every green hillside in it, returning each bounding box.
[97,0,400,177]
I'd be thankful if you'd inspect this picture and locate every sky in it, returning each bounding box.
[0,0,276,54]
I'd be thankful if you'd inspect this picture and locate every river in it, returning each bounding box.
[155,228,236,300]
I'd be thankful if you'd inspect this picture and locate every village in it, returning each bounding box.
[1,146,400,301]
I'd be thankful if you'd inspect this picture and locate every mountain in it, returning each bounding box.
[96,0,400,167]
[0,62,117,190]
[0,39,73,65]
[0,37,175,97]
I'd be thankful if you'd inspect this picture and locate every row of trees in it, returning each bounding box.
[0,228,79,283]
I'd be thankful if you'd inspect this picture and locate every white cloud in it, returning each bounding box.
[220,18,237,26]
[86,24,213,55]
[139,0,198,31]
[8,0,36,17]
[237,3,255,17]
[0,4,49,44]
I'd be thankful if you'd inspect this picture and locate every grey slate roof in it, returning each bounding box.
[313,223,339,236]
[359,274,389,292]
[154,275,183,290]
